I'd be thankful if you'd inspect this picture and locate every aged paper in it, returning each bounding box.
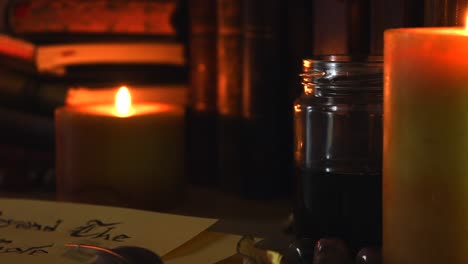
[164,231,242,264]
[0,198,217,263]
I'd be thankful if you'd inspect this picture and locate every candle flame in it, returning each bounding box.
[114,86,134,117]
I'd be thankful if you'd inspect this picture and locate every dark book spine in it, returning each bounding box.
[0,143,54,191]
[217,0,243,118]
[240,0,289,198]
[370,0,425,55]
[189,0,217,115]
[284,0,314,99]
[0,68,68,115]
[0,106,54,191]
[242,0,281,121]
[0,107,54,190]
[187,0,218,185]
[0,107,55,150]
[424,0,466,26]
[312,0,370,55]
[312,0,348,55]
[216,0,244,193]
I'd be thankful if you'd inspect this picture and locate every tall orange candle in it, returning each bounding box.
[55,86,185,210]
[384,23,468,263]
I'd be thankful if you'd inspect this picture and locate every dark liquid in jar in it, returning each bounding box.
[294,167,382,254]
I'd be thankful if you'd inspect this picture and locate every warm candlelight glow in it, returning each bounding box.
[465,12,468,33]
[383,24,468,264]
[55,82,186,210]
[114,86,135,117]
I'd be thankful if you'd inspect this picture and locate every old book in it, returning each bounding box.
[217,0,243,118]
[7,0,184,39]
[216,0,244,194]
[370,0,425,55]
[424,0,466,26]
[0,68,68,115]
[189,0,217,114]
[312,0,370,55]
[36,42,185,75]
[0,106,54,149]
[187,0,218,185]
[0,34,35,73]
[0,33,186,114]
[0,33,185,75]
[241,0,289,198]
[0,143,54,191]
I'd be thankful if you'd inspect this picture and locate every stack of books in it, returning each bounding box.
[0,0,188,191]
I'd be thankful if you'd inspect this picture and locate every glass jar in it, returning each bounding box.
[293,55,383,254]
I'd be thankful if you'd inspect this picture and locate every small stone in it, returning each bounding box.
[287,238,316,263]
[313,238,353,264]
[356,247,381,264]
[95,246,163,264]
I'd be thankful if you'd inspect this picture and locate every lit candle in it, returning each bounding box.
[55,86,185,210]
[384,18,468,263]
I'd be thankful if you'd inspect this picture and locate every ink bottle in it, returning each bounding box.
[293,55,383,254]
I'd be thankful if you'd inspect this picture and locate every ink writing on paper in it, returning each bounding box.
[0,239,52,255]
[0,211,62,232]
[70,220,131,242]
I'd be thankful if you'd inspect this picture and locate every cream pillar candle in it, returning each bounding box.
[384,26,468,263]
[55,87,185,210]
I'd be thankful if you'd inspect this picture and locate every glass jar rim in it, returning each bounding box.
[303,55,382,71]
[301,55,383,92]
[304,54,383,63]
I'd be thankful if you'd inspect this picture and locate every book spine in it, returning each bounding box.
[7,0,183,39]
[0,34,36,74]
[312,0,371,55]
[0,107,55,149]
[0,68,67,115]
[36,43,186,75]
[424,0,466,26]
[217,0,243,118]
[189,0,217,114]
[216,0,244,193]
[241,0,288,198]
[0,143,54,191]
[312,0,348,55]
[369,0,425,55]
[186,0,218,185]
[242,0,281,121]
[0,107,54,190]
